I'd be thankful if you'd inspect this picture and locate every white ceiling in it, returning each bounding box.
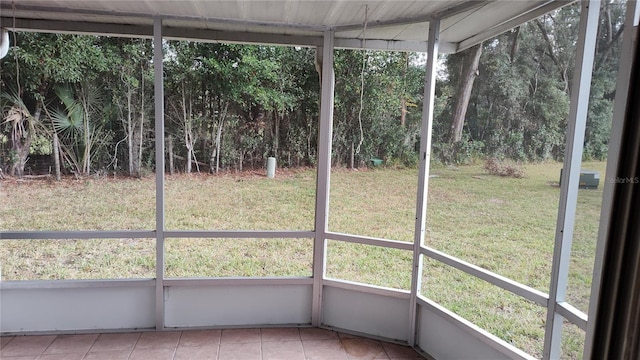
[0,0,574,53]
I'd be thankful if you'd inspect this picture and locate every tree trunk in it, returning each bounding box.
[274,110,280,157]
[400,98,407,127]
[211,101,228,174]
[81,91,91,175]
[210,101,217,174]
[137,65,145,177]
[510,27,520,63]
[350,141,355,169]
[182,83,193,174]
[11,105,39,178]
[168,135,175,175]
[127,86,134,176]
[449,43,482,143]
[400,52,409,127]
[215,117,224,174]
[306,122,311,165]
[53,131,61,181]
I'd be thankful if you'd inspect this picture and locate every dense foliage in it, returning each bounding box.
[437,2,625,163]
[0,2,625,177]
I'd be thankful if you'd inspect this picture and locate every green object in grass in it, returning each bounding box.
[560,168,600,189]
[370,158,383,167]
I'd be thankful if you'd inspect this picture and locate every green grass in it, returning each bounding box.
[165,238,313,278]
[0,161,605,359]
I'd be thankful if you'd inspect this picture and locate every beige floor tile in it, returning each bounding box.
[299,328,339,340]
[129,347,176,360]
[135,331,181,349]
[174,345,218,360]
[39,354,84,360]
[303,339,348,360]
[90,332,140,352]
[220,328,261,344]
[381,343,421,358]
[374,352,392,360]
[179,329,221,347]
[0,335,56,356]
[262,339,305,360]
[218,341,261,360]
[342,337,387,359]
[83,350,132,360]
[1,336,15,349]
[42,334,98,355]
[261,327,301,342]
[0,328,425,360]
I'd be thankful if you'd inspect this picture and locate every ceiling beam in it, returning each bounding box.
[332,1,492,33]
[0,16,322,46]
[335,38,456,53]
[0,3,328,33]
[0,17,153,38]
[1,16,451,52]
[163,27,323,47]
[456,0,574,52]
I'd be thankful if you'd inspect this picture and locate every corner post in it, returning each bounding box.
[409,18,440,346]
[312,31,335,327]
[153,16,166,331]
[543,1,600,358]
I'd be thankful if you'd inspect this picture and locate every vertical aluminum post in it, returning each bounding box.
[408,19,440,346]
[312,31,335,327]
[543,1,600,358]
[583,2,640,358]
[153,17,166,331]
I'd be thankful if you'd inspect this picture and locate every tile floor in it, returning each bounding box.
[0,327,425,360]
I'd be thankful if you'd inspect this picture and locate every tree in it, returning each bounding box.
[433,2,623,163]
[448,44,482,144]
[1,33,109,177]
[48,83,108,176]
[1,92,35,177]
[101,38,152,177]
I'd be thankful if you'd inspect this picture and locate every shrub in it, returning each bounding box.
[483,158,525,178]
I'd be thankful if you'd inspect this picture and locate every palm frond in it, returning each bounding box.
[52,85,84,135]
[49,107,82,139]
[1,89,35,142]
[1,89,31,118]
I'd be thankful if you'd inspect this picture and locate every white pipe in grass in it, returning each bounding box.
[267,157,276,178]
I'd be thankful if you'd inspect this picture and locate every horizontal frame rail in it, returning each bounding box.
[556,301,588,331]
[164,277,313,287]
[1,231,156,240]
[0,278,155,290]
[325,232,413,251]
[323,278,411,299]
[421,246,549,306]
[0,230,315,240]
[164,230,315,239]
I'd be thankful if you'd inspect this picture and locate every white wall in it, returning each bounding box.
[1,285,155,333]
[164,284,313,328]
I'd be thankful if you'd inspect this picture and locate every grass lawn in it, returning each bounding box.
[0,161,605,359]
